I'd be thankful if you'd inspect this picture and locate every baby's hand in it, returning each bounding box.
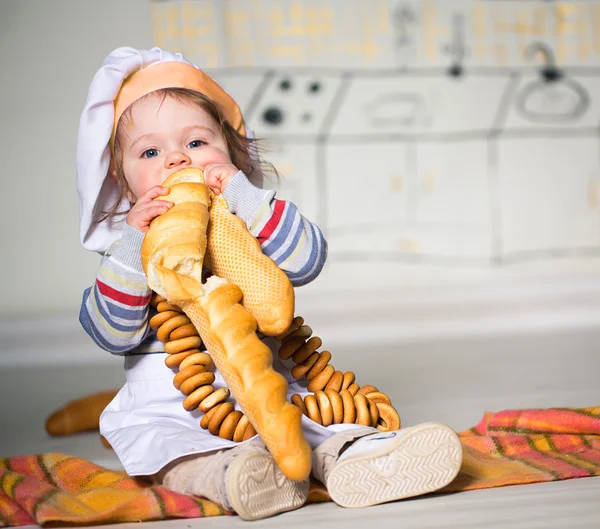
[203,163,239,195]
[126,185,173,233]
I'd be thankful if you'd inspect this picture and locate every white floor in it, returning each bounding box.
[2,282,600,528]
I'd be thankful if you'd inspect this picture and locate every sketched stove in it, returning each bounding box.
[211,69,346,226]
[211,55,600,265]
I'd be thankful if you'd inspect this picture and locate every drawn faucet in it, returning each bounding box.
[445,12,466,77]
[525,42,562,82]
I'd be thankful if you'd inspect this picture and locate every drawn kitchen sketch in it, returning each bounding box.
[150,0,600,274]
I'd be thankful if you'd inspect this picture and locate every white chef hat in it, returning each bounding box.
[76,46,252,254]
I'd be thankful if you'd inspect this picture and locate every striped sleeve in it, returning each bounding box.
[223,170,328,286]
[79,225,152,355]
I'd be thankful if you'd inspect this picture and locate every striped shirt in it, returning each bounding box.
[79,170,327,355]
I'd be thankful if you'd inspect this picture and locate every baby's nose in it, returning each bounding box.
[166,151,191,167]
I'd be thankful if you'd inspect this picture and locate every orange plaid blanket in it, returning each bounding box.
[1,406,599,527]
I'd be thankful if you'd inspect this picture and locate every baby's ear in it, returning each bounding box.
[107,159,118,182]
[108,159,136,203]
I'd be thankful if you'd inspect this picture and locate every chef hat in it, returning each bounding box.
[76,46,254,254]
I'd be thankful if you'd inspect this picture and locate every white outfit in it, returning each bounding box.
[101,338,372,476]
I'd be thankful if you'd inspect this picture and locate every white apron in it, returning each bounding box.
[100,337,373,476]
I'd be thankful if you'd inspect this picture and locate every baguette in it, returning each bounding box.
[45,390,118,436]
[141,167,311,481]
[142,167,294,335]
[180,277,312,481]
[207,193,294,336]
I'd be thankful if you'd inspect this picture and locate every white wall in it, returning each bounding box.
[2,0,600,321]
[0,0,153,317]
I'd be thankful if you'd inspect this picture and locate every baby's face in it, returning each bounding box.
[119,94,232,201]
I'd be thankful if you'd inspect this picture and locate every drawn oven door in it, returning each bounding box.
[498,136,600,258]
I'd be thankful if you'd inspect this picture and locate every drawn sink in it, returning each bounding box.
[363,92,431,128]
[515,41,590,124]
[516,75,589,124]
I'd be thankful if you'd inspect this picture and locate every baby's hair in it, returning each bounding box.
[98,87,276,223]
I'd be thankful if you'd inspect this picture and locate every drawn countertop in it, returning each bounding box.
[327,74,512,138]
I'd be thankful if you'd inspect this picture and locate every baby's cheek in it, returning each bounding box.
[206,147,232,165]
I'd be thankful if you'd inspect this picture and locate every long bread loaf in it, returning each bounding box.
[140,168,311,481]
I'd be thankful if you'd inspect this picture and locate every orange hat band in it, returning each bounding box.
[112,61,245,144]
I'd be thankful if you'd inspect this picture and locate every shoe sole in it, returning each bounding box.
[327,422,463,508]
[227,451,309,520]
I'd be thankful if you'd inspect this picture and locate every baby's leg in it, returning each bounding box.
[312,422,462,508]
[153,439,309,520]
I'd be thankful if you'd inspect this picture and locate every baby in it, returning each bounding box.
[76,47,462,521]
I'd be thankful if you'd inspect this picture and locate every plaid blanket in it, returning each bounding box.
[1,406,599,527]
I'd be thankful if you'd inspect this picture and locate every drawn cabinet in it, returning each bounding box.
[497,136,600,257]
[412,141,493,259]
[265,141,320,223]
[324,141,410,256]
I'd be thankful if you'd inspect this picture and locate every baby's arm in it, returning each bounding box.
[223,170,327,287]
[79,225,152,354]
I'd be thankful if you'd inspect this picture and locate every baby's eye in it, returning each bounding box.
[187,139,205,149]
[142,148,160,158]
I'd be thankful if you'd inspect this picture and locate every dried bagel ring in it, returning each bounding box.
[242,423,257,441]
[325,389,344,424]
[291,353,319,379]
[219,410,243,440]
[150,310,180,330]
[306,351,332,380]
[291,337,322,364]
[200,405,219,430]
[156,301,184,313]
[305,394,322,424]
[208,402,235,436]
[357,385,379,396]
[165,349,201,369]
[307,364,335,392]
[180,371,215,396]
[164,336,202,354]
[368,398,380,426]
[324,371,343,392]
[150,294,166,307]
[183,384,214,411]
[315,390,333,427]
[354,394,371,426]
[199,387,230,412]
[233,414,252,442]
[173,364,205,390]
[365,391,391,405]
[376,402,401,432]
[340,390,356,424]
[170,323,199,341]
[291,393,308,415]
[179,351,213,371]
[278,336,307,360]
[347,383,360,396]
[157,314,191,342]
[342,371,355,390]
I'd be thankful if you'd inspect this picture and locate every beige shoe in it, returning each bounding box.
[314,423,462,508]
[159,439,309,520]
[226,444,309,521]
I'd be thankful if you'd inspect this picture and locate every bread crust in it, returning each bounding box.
[141,167,311,481]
